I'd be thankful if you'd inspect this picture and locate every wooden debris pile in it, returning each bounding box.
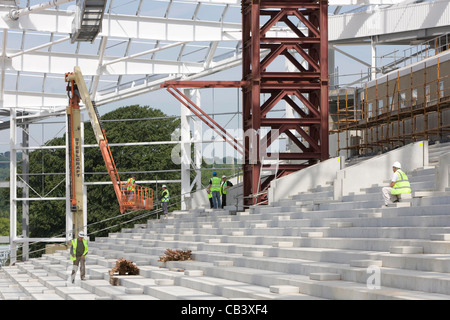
[109,258,140,285]
[158,249,192,266]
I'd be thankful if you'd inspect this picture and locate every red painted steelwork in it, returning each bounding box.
[241,0,329,207]
[165,85,245,155]
[163,0,329,207]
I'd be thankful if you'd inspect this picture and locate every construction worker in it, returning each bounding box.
[126,175,136,201]
[382,161,411,206]
[69,231,88,283]
[209,171,221,209]
[160,185,170,218]
[206,187,213,209]
[220,175,233,208]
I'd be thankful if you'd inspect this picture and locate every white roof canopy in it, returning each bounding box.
[0,0,448,122]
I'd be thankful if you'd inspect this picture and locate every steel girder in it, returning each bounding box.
[241,0,329,206]
[164,0,329,207]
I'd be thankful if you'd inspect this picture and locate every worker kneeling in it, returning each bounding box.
[382,161,411,207]
[69,231,88,283]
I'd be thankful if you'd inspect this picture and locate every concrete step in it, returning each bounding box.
[3,141,450,301]
[157,256,450,300]
[119,265,312,300]
[92,221,450,253]
[91,235,450,278]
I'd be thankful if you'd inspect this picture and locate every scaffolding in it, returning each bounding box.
[330,48,450,158]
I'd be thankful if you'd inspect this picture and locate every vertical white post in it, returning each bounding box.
[180,89,202,210]
[371,38,377,80]
[9,109,17,265]
[328,46,335,88]
[21,124,30,261]
[180,90,192,210]
[65,111,73,242]
[192,90,203,191]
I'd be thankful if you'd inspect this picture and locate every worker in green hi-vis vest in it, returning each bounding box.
[160,185,170,218]
[220,175,233,209]
[69,231,88,284]
[206,187,213,209]
[382,161,411,206]
[208,172,221,209]
[126,175,136,201]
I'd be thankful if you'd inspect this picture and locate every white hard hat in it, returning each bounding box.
[222,175,226,178]
[393,161,401,169]
[162,185,167,188]
[78,231,86,237]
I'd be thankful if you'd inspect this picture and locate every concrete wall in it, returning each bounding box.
[435,151,450,191]
[187,181,243,211]
[334,140,429,199]
[329,131,361,158]
[188,141,432,208]
[188,188,210,210]
[268,157,344,204]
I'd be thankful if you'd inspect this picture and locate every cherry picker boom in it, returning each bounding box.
[65,67,153,236]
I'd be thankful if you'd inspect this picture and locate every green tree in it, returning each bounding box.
[19,137,66,257]
[0,217,10,236]
[25,105,181,245]
[83,105,181,238]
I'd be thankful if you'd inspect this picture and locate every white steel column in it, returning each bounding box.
[180,89,202,210]
[193,90,202,191]
[65,111,73,241]
[21,124,30,261]
[329,46,336,88]
[180,90,192,210]
[371,37,377,80]
[9,110,17,265]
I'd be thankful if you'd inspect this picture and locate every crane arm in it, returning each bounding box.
[65,67,125,213]
[65,66,153,214]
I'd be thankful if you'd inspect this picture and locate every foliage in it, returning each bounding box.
[21,105,181,251]
[28,137,66,242]
[158,248,192,265]
[0,189,9,219]
[0,217,10,236]
[200,160,241,187]
[83,105,181,237]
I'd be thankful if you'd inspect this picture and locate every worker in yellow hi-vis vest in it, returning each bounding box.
[206,187,213,209]
[220,175,233,208]
[382,161,411,206]
[69,231,88,283]
[126,176,136,201]
[208,172,221,209]
[160,185,170,218]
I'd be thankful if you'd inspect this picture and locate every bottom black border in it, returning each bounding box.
[11,299,413,319]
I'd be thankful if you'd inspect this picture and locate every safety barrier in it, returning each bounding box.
[120,183,154,213]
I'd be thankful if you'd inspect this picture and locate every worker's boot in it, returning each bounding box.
[71,265,78,284]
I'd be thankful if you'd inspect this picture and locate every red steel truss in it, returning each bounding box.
[242,0,329,206]
[163,0,329,207]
